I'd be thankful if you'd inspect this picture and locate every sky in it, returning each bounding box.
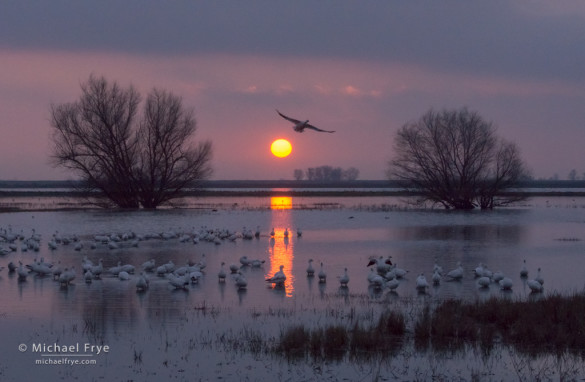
[1,1,584,180]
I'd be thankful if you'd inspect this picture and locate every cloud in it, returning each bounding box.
[1,7,584,182]
[1,1,584,84]
[242,85,258,94]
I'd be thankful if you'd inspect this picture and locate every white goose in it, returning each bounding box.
[369,271,385,288]
[535,267,544,285]
[433,259,443,276]
[239,256,251,267]
[384,268,396,281]
[266,265,286,286]
[477,276,491,288]
[84,270,93,283]
[90,260,104,279]
[250,259,265,268]
[473,263,487,278]
[432,269,442,286]
[235,271,247,290]
[387,278,400,292]
[59,267,76,286]
[218,262,227,282]
[393,264,409,279]
[108,261,123,276]
[196,254,207,271]
[527,279,543,293]
[33,261,52,277]
[367,267,377,284]
[416,273,429,292]
[492,270,505,283]
[17,261,28,281]
[367,256,392,276]
[142,259,156,272]
[499,277,513,290]
[51,261,63,280]
[136,272,149,291]
[338,268,350,287]
[520,259,529,278]
[306,259,315,277]
[318,262,327,283]
[167,273,189,289]
[445,262,464,281]
[189,270,203,284]
[121,264,135,274]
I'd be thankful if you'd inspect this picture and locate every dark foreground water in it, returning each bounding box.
[0,195,584,381]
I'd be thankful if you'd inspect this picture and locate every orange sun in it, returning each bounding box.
[270,139,292,158]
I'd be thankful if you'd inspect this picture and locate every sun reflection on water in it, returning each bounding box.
[268,196,294,296]
[270,196,293,210]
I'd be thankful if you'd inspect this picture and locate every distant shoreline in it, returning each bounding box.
[1,179,585,198]
[1,179,585,189]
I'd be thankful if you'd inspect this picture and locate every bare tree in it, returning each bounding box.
[342,167,360,181]
[293,169,304,181]
[304,165,357,181]
[389,108,529,209]
[306,167,315,181]
[50,75,212,208]
[135,89,212,208]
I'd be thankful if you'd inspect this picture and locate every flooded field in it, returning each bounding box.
[1,195,585,380]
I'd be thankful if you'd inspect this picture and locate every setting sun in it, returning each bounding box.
[270,139,292,158]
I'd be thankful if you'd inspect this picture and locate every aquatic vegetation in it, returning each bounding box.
[275,293,585,362]
[277,310,405,360]
[414,293,585,357]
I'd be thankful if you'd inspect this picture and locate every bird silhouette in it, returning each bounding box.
[276,110,335,133]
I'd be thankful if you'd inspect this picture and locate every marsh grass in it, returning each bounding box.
[277,325,310,358]
[278,310,405,361]
[276,292,585,361]
[416,293,585,357]
[323,326,348,359]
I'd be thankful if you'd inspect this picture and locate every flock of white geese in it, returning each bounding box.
[358,256,543,295]
[0,226,545,295]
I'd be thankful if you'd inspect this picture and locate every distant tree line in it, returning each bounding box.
[293,166,360,181]
[567,169,585,181]
[537,169,585,181]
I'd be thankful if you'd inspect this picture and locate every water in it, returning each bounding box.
[1,195,584,380]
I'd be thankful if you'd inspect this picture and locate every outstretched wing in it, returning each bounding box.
[276,109,301,124]
[276,109,336,133]
[305,123,335,133]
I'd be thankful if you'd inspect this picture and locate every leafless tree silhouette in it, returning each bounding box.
[389,108,529,209]
[50,75,212,208]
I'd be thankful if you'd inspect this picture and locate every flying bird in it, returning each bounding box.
[276,110,335,133]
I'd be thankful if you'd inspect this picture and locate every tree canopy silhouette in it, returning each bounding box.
[389,108,529,209]
[50,75,212,208]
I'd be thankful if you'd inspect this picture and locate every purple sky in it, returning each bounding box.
[1,1,584,180]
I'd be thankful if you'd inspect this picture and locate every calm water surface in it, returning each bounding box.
[1,195,584,380]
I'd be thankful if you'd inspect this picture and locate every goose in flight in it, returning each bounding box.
[276,110,335,133]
